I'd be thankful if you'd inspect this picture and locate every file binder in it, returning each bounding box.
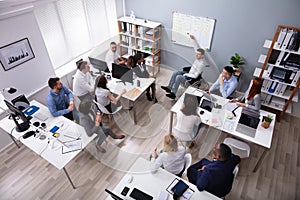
[268,82,278,93]
[279,84,287,95]
[282,30,293,49]
[274,28,287,49]
[262,79,269,91]
[276,51,286,66]
[265,80,273,91]
[275,83,282,95]
[264,95,272,104]
[292,71,300,85]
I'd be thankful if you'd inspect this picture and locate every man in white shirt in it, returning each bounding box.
[73,61,94,101]
[161,35,206,99]
[105,41,125,72]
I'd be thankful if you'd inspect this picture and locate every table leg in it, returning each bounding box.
[169,112,174,134]
[10,134,20,148]
[63,167,76,189]
[132,102,137,124]
[253,148,268,172]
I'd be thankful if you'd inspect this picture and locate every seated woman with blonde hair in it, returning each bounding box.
[151,134,186,177]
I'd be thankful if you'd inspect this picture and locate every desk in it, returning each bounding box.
[0,100,96,189]
[106,75,156,124]
[106,157,220,200]
[170,87,276,172]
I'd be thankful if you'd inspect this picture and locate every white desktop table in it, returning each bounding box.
[105,74,156,124]
[170,87,276,172]
[0,100,96,189]
[106,157,220,200]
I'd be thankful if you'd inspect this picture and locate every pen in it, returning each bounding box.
[64,134,77,140]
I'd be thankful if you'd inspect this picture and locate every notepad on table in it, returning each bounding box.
[125,88,142,99]
[62,139,82,154]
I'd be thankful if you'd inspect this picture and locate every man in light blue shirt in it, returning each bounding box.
[208,66,238,99]
[46,77,77,121]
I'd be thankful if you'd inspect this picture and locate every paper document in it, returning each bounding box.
[62,139,82,154]
[125,88,142,99]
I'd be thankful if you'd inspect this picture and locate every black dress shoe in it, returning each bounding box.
[166,92,176,99]
[154,98,158,103]
[161,86,171,93]
[146,93,153,101]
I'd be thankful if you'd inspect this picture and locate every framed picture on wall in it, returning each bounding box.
[0,38,35,71]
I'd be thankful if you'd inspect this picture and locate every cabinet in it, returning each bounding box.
[255,26,300,119]
[117,16,162,76]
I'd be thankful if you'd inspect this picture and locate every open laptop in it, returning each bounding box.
[235,108,260,137]
[112,63,133,83]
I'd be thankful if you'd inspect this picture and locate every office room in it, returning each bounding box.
[0,0,300,199]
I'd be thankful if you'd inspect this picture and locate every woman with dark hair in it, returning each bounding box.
[173,93,201,148]
[125,55,135,69]
[95,75,126,113]
[229,77,263,111]
[78,99,125,153]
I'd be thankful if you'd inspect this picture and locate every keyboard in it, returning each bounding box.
[129,188,153,200]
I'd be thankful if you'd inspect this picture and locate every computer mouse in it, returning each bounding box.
[200,110,205,115]
[127,175,133,183]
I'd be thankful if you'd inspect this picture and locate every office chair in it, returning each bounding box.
[93,100,122,129]
[183,153,192,177]
[224,137,250,159]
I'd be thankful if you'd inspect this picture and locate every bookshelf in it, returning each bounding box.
[255,26,300,119]
[117,16,162,75]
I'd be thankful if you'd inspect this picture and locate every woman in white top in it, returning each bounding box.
[151,135,186,177]
[95,75,126,113]
[229,77,263,111]
[173,93,201,148]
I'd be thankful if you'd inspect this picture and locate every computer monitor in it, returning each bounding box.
[88,56,109,73]
[238,108,260,129]
[4,99,31,132]
[104,189,124,200]
[112,63,133,83]
[11,94,30,111]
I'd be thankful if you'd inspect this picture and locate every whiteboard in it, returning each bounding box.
[171,12,216,51]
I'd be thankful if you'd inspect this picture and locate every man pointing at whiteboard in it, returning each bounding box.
[161,34,206,99]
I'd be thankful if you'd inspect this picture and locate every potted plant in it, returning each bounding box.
[261,114,273,129]
[230,53,245,71]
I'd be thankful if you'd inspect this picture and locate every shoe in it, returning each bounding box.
[117,134,125,139]
[96,144,106,153]
[189,141,195,149]
[154,98,158,103]
[166,92,176,99]
[146,93,153,101]
[161,86,171,93]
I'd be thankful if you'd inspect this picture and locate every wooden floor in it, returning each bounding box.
[0,68,299,200]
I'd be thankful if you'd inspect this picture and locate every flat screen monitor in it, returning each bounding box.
[238,109,260,129]
[11,94,30,111]
[104,189,124,200]
[88,56,109,73]
[112,63,133,83]
[4,99,31,132]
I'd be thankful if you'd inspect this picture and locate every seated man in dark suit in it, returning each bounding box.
[187,143,240,198]
[133,53,157,102]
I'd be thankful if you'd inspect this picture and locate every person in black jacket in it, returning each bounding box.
[187,143,240,198]
[133,53,157,102]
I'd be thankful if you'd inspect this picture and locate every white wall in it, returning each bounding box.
[0,9,55,149]
[0,9,55,97]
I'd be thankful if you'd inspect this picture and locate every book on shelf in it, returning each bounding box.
[268,49,280,64]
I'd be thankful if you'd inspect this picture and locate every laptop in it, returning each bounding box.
[112,63,133,83]
[235,108,260,137]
